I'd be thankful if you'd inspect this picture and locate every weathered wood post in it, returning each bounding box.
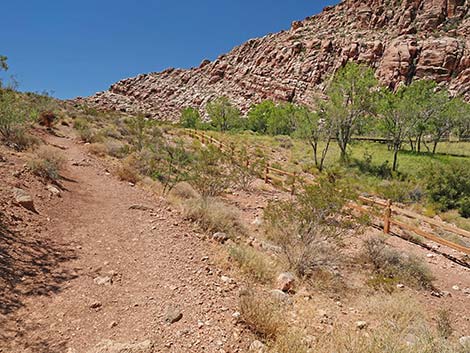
[264,164,270,184]
[291,172,297,195]
[384,199,392,234]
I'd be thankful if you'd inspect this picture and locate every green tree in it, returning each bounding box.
[246,100,275,133]
[325,62,378,161]
[0,55,8,87]
[266,102,300,136]
[206,96,242,131]
[404,80,446,152]
[179,107,201,128]
[294,102,334,172]
[378,88,417,171]
[428,96,469,153]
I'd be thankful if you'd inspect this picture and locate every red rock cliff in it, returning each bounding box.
[76,0,470,121]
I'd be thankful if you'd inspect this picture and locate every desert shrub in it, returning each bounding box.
[239,289,285,340]
[104,139,127,158]
[87,143,107,156]
[458,196,470,218]
[151,141,193,195]
[28,145,66,180]
[228,244,275,283]
[362,237,434,290]
[375,179,423,203]
[422,161,470,217]
[189,145,234,197]
[179,107,201,128]
[263,180,348,278]
[5,127,39,151]
[0,89,38,150]
[230,149,264,191]
[169,182,200,200]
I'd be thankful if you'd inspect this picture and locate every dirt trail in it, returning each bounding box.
[0,130,250,352]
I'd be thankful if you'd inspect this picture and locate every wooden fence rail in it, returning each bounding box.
[185,128,470,256]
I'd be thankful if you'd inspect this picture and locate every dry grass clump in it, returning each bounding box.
[315,294,465,353]
[104,139,127,158]
[28,145,66,180]
[182,197,246,237]
[169,182,200,200]
[239,289,285,340]
[117,154,141,184]
[362,237,434,290]
[4,127,39,151]
[228,244,276,284]
[271,329,310,353]
[87,142,107,157]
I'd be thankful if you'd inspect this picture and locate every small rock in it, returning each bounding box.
[12,187,36,212]
[221,275,233,284]
[212,232,229,243]
[109,321,118,329]
[356,321,368,330]
[459,336,470,347]
[90,301,102,310]
[232,311,241,320]
[94,276,112,286]
[405,333,417,346]
[46,184,61,196]
[426,254,435,258]
[397,284,405,289]
[165,306,183,324]
[452,285,460,291]
[276,272,295,292]
[252,217,263,226]
[270,289,292,304]
[249,340,267,352]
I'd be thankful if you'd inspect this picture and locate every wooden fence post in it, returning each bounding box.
[264,164,270,184]
[201,133,205,145]
[291,172,297,196]
[384,199,392,234]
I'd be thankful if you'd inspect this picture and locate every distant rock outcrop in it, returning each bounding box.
[76,0,470,121]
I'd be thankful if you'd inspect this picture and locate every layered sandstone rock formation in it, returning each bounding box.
[76,0,470,121]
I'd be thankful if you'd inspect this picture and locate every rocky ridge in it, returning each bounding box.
[77,0,470,121]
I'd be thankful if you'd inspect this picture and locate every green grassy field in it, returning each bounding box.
[204,130,470,177]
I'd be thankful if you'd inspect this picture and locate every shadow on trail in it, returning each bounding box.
[0,212,78,351]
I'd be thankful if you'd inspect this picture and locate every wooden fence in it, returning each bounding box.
[185,129,470,257]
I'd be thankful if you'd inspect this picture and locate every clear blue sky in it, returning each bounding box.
[1,1,338,99]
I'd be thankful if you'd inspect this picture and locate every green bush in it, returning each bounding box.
[0,90,32,147]
[423,161,470,217]
[179,107,201,128]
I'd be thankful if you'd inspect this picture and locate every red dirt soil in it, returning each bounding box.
[0,128,252,352]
